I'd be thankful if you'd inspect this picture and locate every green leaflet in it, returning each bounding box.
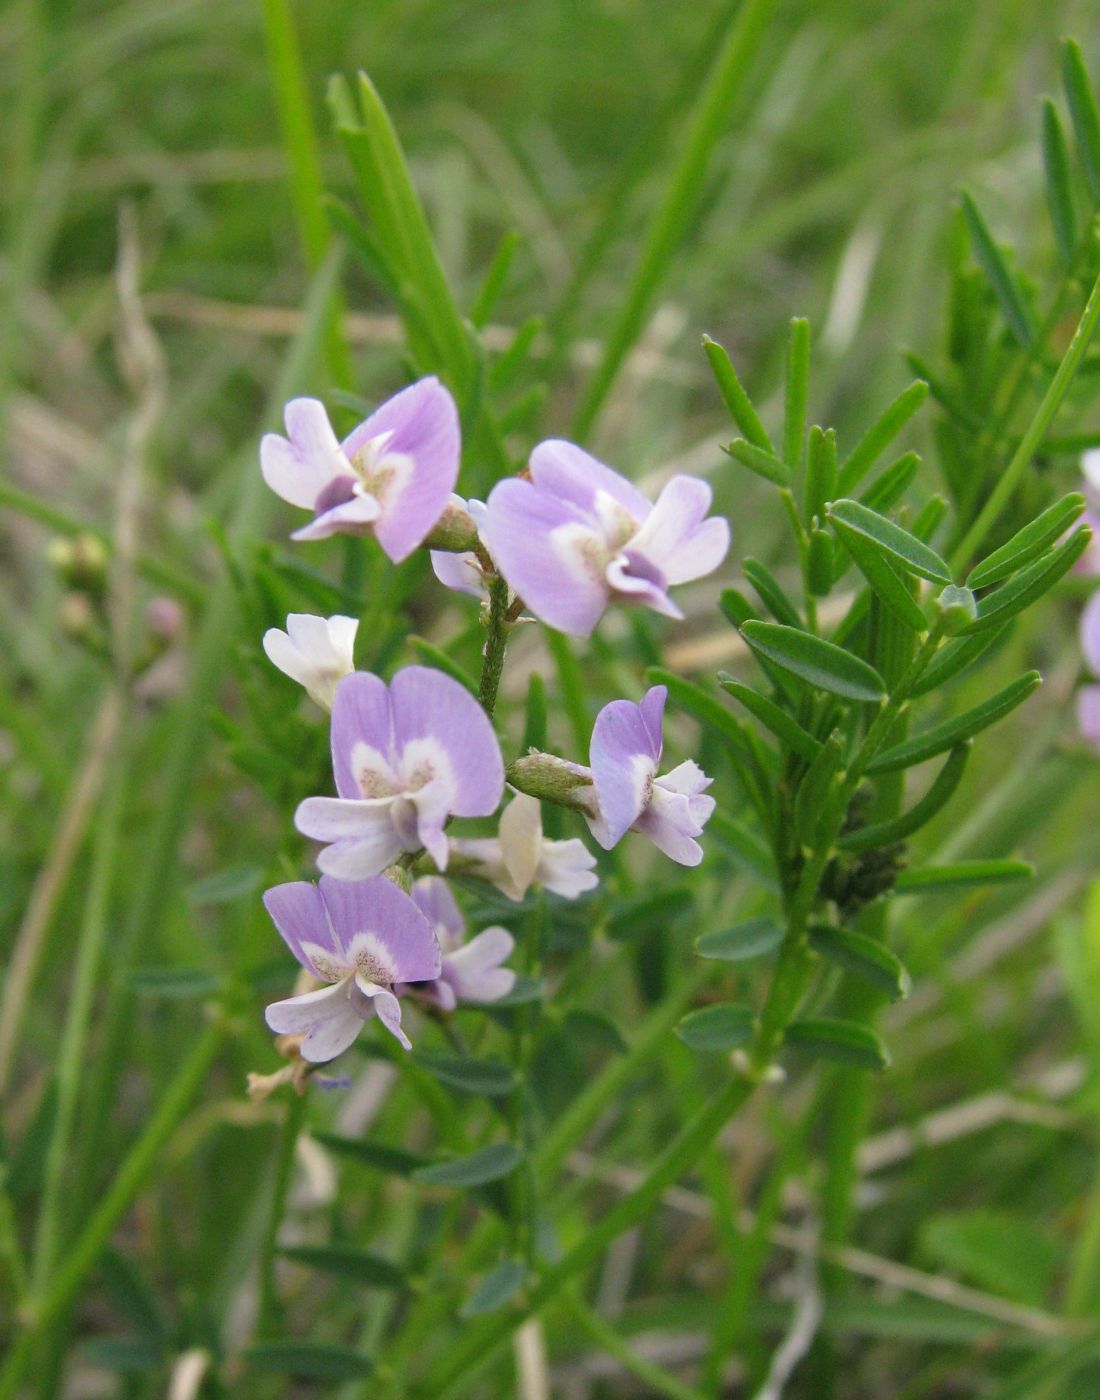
[277,1244,405,1289]
[783,316,811,468]
[836,380,928,495]
[1041,98,1077,265]
[460,1260,527,1318]
[827,498,952,585]
[244,1342,374,1381]
[717,674,822,761]
[839,743,970,851]
[867,672,1040,773]
[892,859,1034,892]
[966,494,1087,589]
[695,919,784,961]
[724,436,793,488]
[804,425,837,524]
[675,1003,755,1052]
[413,1052,515,1097]
[785,1017,890,1070]
[960,191,1034,348]
[741,621,886,702]
[964,527,1091,633]
[312,1133,426,1176]
[703,335,772,450]
[1063,38,1100,205]
[809,924,911,1001]
[832,521,927,632]
[413,1143,523,1189]
[910,624,1009,697]
[743,557,803,628]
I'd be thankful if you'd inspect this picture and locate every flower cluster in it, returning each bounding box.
[256,378,728,1066]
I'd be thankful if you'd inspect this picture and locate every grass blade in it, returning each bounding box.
[960,191,1034,348]
[836,380,928,495]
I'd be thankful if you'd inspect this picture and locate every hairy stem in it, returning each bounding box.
[477,573,512,719]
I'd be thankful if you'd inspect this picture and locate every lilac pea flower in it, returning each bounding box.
[1078,687,1100,748]
[263,876,441,1060]
[1074,451,1100,575]
[451,793,598,901]
[260,378,459,562]
[295,666,505,878]
[401,877,516,1010]
[1082,590,1100,677]
[1079,593,1100,750]
[431,497,492,598]
[482,440,730,636]
[263,613,358,710]
[584,685,715,866]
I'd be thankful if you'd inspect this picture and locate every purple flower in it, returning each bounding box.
[1079,686,1100,747]
[451,792,598,900]
[263,876,442,1060]
[583,685,715,865]
[1079,592,1100,749]
[296,666,505,877]
[1074,451,1100,575]
[482,440,730,636]
[1082,591,1100,677]
[401,877,516,1009]
[260,378,459,561]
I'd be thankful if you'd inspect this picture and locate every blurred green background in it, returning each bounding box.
[7,0,1100,1396]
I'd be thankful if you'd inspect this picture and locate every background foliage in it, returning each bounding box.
[5,0,1100,1395]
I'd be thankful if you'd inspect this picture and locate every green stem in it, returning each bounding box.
[951,264,1100,571]
[418,1075,754,1399]
[30,760,127,1293]
[0,1021,224,1400]
[562,1290,706,1400]
[257,1090,308,1337]
[0,1170,28,1307]
[379,963,712,1383]
[477,574,511,719]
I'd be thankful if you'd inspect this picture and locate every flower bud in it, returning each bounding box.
[506,753,597,814]
[47,533,108,596]
[936,583,978,634]
[423,497,481,553]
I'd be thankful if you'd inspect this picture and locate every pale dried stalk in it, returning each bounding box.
[0,690,121,1099]
[752,1226,822,1400]
[566,1151,1078,1339]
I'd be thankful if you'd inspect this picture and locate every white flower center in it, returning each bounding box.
[351,742,402,798]
[346,931,399,985]
[350,430,414,505]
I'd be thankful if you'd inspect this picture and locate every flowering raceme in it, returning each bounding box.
[263,876,442,1060]
[295,666,505,876]
[483,440,729,635]
[263,612,358,709]
[257,381,724,1070]
[261,377,459,560]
